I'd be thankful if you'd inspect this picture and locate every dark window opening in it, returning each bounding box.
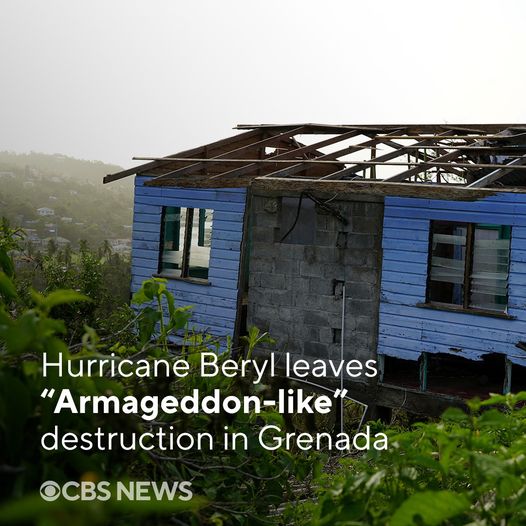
[159,206,213,281]
[381,356,420,390]
[278,196,316,244]
[428,221,511,313]
[426,353,505,398]
[511,363,526,392]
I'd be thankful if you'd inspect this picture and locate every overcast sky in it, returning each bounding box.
[1,0,526,168]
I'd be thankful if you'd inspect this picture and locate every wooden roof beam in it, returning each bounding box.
[382,149,468,182]
[260,130,404,180]
[467,155,526,188]
[380,142,466,177]
[147,126,307,182]
[384,128,517,183]
[236,123,525,134]
[207,129,363,181]
[103,128,264,184]
[318,131,454,181]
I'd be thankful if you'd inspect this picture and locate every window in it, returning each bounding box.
[278,196,316,244]
[427,220,511,313]
[159,206,213,281]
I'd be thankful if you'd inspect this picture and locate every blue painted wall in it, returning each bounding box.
[378,192,526,367]
[131,176,247,340]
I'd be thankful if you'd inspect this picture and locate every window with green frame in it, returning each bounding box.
[427,220,511,313]
[159,206,213,281]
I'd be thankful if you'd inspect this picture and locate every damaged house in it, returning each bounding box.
[105,124,526,415]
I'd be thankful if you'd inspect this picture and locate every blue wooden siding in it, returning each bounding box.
[378,192,526,367]
[131,176,247,340]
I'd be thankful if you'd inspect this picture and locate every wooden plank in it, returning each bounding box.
[208,267,242,280]
[381,270,426,286]
[379,303,526,332]
[133,212,162,224]
[133,221,161,233]
[381,281,426,296]
[379,324,423,340]
[384,206,526,225]
[504,359,512,394]
[131,278,240,306]
[138,185,247,202]
[250,130,404,180]
[209,247,241,261]
[382,238,428,253]
[134,195,246,212]
[214,129,362,180]
[104,128,263,183]
[383,228,430,241]
[383,148,466,182]
[386,195,525,208]
[419,353,428,391]
[212,219,246,232]
[378,334,487,360]
[209,257,241,271]
[380,314,526,342]
[213,230,244,242]
[383,249,428,264]
[250,178,498,201]
[377,345,420,361]
[132,239,159,251]
[208,277,239,290]
[383,217,429,231]
[387,197,519,213]
[381,289,424,306]
[150,126,306,182]
[384,128,515,182]
[467,155,526,188]
[318,131,454,180]
[236,123,524,134]
[210,238,242,251]
[132,248,158,260]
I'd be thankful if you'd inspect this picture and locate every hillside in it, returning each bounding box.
[0,151,134,250]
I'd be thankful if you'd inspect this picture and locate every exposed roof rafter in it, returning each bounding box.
[104,123,526,191]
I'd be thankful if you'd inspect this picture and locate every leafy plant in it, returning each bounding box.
[0,229,318,525]
[290,392,526,526]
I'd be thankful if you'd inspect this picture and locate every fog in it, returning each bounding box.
[1,0,525,167]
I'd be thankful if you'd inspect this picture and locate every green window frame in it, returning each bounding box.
[159,206,213,281]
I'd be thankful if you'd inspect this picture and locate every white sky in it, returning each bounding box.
[1,0,526,168]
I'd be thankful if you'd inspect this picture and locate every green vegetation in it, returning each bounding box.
[1,223,526,525]
[0,151,132,247]
[0,226,317,525]
[286,393,526,525]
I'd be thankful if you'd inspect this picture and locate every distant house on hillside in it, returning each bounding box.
[42,236,70,249]
[109,238,132,255]
[0,171,15,178]
[60,217,73,223]
[24,229,40,242]
[37,207,54,216]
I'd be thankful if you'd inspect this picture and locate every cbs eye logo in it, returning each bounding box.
[40,481,61,502]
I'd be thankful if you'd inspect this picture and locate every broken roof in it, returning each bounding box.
[104,124,526,197]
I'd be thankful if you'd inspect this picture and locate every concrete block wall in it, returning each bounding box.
[247,191,384,373]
